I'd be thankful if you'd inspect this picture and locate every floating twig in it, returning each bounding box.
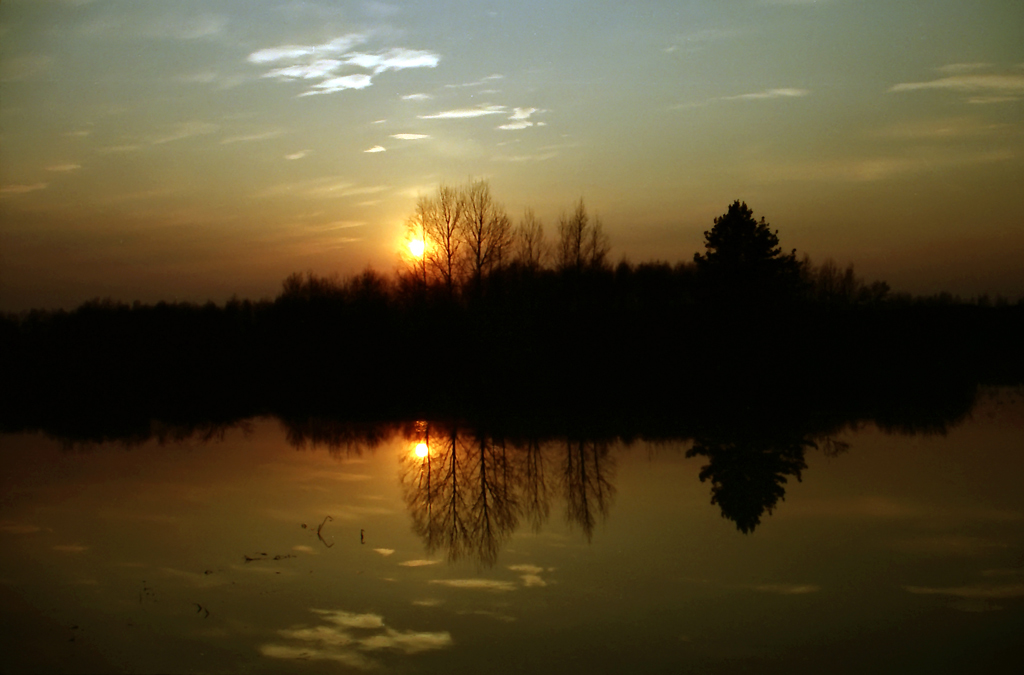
[317,516,334,548]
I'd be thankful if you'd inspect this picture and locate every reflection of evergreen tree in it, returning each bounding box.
[686,434,811,533]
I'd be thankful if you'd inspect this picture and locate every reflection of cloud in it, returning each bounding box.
[520,575,546,587]
[53,544,89,553]
[374,548,395,556]
[412,599,443,607]
[418,105,507,119]
[261,608,452,670]
[46,163,82,172]
[0,522,43,534]
[399,559,440,567]
[751,583,820,595]
[0,183,48,197]
[904,583,1024,599]
[508,564,543,574]
[429,579,517,592]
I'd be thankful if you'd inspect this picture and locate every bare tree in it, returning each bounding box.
[412,184,466,293]
[462,179,513,290]
[514,207,547,269]
[557,198,610,272]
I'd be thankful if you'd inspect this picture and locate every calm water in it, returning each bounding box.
[2,389,1023,674]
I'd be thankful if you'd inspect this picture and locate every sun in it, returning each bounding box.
[408,239,425,258]
[414,442,429,458]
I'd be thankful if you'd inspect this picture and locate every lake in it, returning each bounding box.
[2,387,1022,674]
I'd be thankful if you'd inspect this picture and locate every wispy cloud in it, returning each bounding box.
[285,150,309,160]
[675,88,809,109]
[151,121,220,145]
[364,145,386,153]
[220,130,286,144]
[390,133,430,140]
[260,609,452,670]
[722,88,809,101]
[47,163,82,172]
[937,63,993,75]
[398,559,439,567]
[445,74,504,89]
[249,35,439,97]
[401,93,432,101]
[418,105,507,119]
[890,74,1024,94]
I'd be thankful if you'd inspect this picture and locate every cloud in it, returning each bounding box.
[419,105,507,119]
[721,88,809,101]
[261,608,452,670]
[675,88,809,109]
[390,133,430,140]
[345,49,440,74]
[220,130,286,144]
[937,63,994,75]
[364,145,386,153]
[429,579,518,592]
[402,93,432,101]
[248,35,439,97]
[285,150,309,160]
[0,183,48,197]
[0,522,43,534]
[300,74,374,96]
[497,107,546,130]
[47,164,82,172]
[889,73,1024,98]
[151,121,219,144]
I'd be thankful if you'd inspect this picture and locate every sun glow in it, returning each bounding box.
[414,442,429,458]
[408,239,425,258]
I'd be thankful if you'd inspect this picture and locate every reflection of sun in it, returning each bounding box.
[408,239,425,258]
[414,442,429,458]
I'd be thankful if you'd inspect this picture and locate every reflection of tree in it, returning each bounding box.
[518,438,551,531]
[561,439,615,542]
[400,427,616,565]
[401,424,522,566]
[686,432,812,533]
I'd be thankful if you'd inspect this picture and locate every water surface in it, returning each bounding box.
[2,389,1023,673]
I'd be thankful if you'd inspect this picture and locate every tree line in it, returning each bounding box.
[1,185,1022,433]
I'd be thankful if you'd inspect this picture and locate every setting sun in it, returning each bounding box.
[414,442,429,458]
[408,239,425,258]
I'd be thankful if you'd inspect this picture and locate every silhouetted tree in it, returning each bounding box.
[409,184,466,293]
[557,198,610,272]
[462,179,513,291]
[694,200,801,304]
[513,207,547,270]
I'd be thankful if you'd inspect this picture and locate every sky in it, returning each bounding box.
[1,0,1022,311]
